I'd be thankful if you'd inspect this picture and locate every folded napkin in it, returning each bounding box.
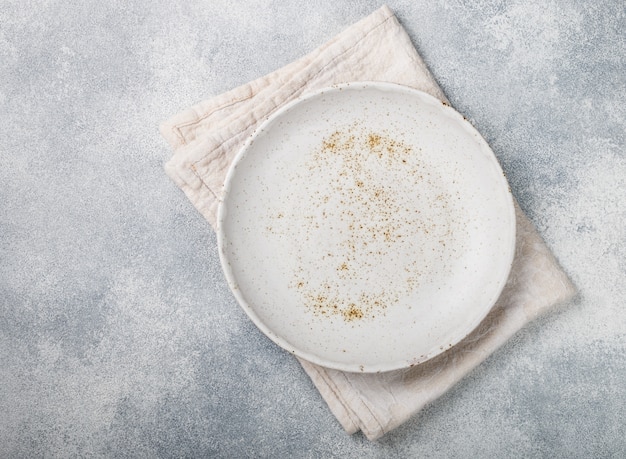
[160,5,576,440]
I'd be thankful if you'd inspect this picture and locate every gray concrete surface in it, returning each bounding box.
[1,1,624,457]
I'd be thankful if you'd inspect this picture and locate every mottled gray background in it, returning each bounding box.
[1,0,624,457]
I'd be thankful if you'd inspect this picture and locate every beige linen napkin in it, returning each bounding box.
[160,5,576,440]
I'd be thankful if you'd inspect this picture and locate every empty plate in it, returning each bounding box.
[217,82,515,373]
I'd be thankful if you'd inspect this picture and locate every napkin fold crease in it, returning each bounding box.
[160,5,576,440]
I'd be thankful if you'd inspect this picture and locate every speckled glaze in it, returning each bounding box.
[218,83,515,372]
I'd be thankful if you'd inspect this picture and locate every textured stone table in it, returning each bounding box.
[1,1,624,457]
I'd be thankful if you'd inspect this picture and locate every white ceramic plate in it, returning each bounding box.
[217,82,515,373]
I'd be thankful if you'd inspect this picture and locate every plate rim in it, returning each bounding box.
[217,81,516,373]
